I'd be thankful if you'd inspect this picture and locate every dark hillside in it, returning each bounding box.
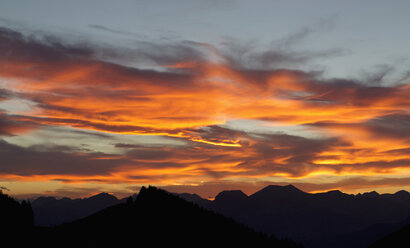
[40,186,301,248]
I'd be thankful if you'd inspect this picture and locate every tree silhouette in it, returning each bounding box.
[0,190,34,245]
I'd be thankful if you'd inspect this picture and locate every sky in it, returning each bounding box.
[1,0,410,199]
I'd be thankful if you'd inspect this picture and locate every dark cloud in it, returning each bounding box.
[220,39,345,69]
[296,77,409,107]
[88,24,144,38]
[219,15,343,70]
[0,26,196,90]
[308,113,410,141]
[11,115,183,135]
[0,88,11,101]
[364,114,410,140]
[0,27,92,63]
[254,48,345,69]
[130,40,209,66]
[360,64,395,86]
[0,25,345,80]
[0,124,346,180]
[0,113,37,136]
[230,133,347,177]
[0,139,127,176]
[68,129,114,139]
[113,130,348,178]
[114,143,141,149]
[271,14,338,49]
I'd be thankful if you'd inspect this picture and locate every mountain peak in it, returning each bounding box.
[87,192,118,202]
[363,191,380,198]
[32,196,58,207]
[262,184,304,193]
[250,184,307,199]
[394,190,409,195]
[315,189,351,199]
[393,190,410,198]
[323,189,346,196]
[328,189,343,194]
[214,190,248,203]
[271,184,298,189]
[137,185,170,202]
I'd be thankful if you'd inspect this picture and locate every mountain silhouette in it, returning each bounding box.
[24,184,410,248]
[215,190,248,201]
[178,184,410,248]
[35,186,300,248]
[214,190,248,206]
[175,192,212,208]
[32,192,124,226]
[252,185,308,199]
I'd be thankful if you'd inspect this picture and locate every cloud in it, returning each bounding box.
[0,113,37,136]
[0,128,348,183]
[88,24,144,38]
[0,88,10,101]
[0,26,410,196]
[220,15,343,70]
[0,139,128,177]
[220,39,345,69]
[0,27,92,63]
[365,114,410,140]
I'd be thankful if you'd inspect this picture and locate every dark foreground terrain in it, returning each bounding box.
[1,187,300,248]
[3,185,410,248]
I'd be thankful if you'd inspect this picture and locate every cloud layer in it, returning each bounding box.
[1,26,410,197]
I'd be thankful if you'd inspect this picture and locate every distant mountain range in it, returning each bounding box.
[177,185,410,248]
[25,184,410,248]
[3,187,300,248]
[31,192,136,226]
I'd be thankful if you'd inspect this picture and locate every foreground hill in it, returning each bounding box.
[369,219,410,248]
[37,186,300,248]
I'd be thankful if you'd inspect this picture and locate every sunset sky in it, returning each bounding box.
[1,0,410,199]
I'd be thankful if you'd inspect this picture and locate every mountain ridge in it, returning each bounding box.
[31,191,125,226]
[39,186,301,248]
[25,184,410,248]
[177,184,410,248]
[26,184,410,204]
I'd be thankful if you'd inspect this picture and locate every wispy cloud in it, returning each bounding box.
[88,24,144,38]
